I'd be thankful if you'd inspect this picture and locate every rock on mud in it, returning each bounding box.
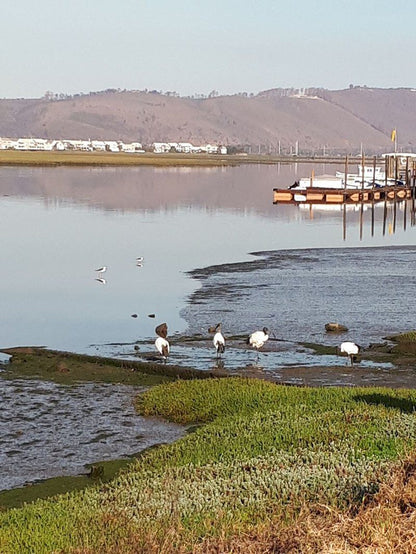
[325,322,348,333]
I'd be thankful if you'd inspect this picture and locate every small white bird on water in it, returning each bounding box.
[155,322,169,362]
[213,323,225,359]
[338,341,361,366]
[95,266,107,274]
[247,327,270,361]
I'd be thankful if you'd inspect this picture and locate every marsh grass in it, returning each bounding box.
[2,378,416,552]
[0,347,219,384]
[386,331,416,343]
[0,150,235,167]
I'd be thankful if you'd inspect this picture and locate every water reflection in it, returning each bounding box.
[0,163,339,215]
[297,197,416,241]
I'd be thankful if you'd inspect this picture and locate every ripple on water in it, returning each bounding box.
[0,379,184,491]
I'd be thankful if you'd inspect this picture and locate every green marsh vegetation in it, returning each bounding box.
[0,347,219,385]
[2,377,416,552]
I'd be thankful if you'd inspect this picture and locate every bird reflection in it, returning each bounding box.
[95,278,106,284]
[214,358,225,370]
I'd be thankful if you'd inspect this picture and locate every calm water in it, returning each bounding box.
[1,163,415,351]
[1,162,416,490]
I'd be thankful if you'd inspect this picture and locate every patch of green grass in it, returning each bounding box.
[299,342,337,356]
[0,347,218,385]
[385,330,416,343]
[3,379,416,552]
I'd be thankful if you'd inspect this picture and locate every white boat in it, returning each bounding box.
[290,164,403,191]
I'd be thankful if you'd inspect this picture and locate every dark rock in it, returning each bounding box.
[325,322,348,333]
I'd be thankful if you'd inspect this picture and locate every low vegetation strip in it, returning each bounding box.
[2,378,416,553]
[0,150,236,167]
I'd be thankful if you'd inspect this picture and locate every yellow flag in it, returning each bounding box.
[391,129,396,142]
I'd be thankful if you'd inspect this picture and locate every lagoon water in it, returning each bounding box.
[1,162,415,351]
[1,162,416,490]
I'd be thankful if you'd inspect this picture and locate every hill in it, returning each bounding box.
[0,87,414,154]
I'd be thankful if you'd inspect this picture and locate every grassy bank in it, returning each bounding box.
[0,150,234,167]
[0,150,362,167]
[0,347,225,384]
[2,377,416,552]
[0,150,247,168]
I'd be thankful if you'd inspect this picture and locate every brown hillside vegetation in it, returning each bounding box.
[1,87,415,153]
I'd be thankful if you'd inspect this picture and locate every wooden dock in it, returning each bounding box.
[273,185,413,205]
[274,153,416,206]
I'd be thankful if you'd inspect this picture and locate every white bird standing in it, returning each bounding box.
[247,327,270,361]
[213,323,225,359]
[155,336,169,362]
[338,341,361,366]
[155,322,169,362]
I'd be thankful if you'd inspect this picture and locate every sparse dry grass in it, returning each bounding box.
[0,150,234,167]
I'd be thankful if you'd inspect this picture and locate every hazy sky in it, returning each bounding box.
[2,0,416,98]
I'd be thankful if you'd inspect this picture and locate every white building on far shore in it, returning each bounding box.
[0,136,226,155]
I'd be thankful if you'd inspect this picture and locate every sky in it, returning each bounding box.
[2,0,416,99]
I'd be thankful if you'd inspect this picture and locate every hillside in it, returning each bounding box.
[0,87,414,154]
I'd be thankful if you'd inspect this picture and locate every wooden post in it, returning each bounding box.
[343,203,346,241]
[361,153,365,190]
[344,155,348,189]
[404,196,407,231]
[371,196,375,237]
[412,163,416,226]
[395,155,399,184]
[384,156,388,187]
[371,158,375,236]
[406,156,409,187]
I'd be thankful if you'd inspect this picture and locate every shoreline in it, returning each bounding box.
[0,150,364,167]
[0,335,415,509]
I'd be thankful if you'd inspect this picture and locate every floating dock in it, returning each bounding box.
[274,153,416,205]
[273,185,413,205]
